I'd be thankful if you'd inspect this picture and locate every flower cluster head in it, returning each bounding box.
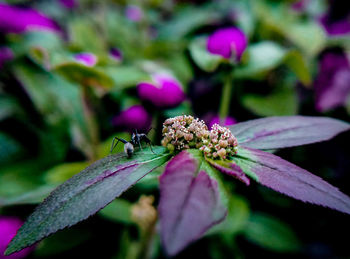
[161,115,238,159]
[200,123,238,159]
[161,115,209,151]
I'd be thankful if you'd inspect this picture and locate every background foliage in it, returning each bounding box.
[1,0,350,258]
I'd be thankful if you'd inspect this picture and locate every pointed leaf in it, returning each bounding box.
[229,116,350,150]
[159,150,227,256]
[232,147,350,214]
[5,147,170,255]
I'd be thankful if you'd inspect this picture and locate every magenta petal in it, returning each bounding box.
[0,3,60,34]
[208,115,236,129]
[234,147,350,214]
[0,216,35,259]
[137,74,185,109]
[74,53,97,67]
[207,27,247,60]
[112,105,152,132]
[314,50,350,111]
[109,47,123,61]
[229,116,350,150]
[159,151,227,256]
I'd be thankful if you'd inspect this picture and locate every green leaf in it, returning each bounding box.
[234,41,287,79]
[5,147,170,255]
[189,37,223,72]
[242,86,298,116]
[34,228,92,257]
[98,199,133,224]
[105,66,150,90]
[54,62,114,89]
[44,162,90,184]
[283,50,311,86]
[243,212,301,252]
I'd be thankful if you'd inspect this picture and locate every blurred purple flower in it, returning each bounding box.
[112,105,152,132]
[0,47,14,68]
[208,115,236,129]
[0,3,60,34]
[109,47,123,62]
[0,216,35,259]
[125,5,143,22]
[314,50,350,112]
[207,27,247,60]
[137,74,185,109]
[59,0,78,9]
[74,53,97,67]
[320,0,350,36]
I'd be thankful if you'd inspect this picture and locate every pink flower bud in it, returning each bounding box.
[208,115,236,129]
[125,5,143,22]
[112,105,152,132]
[74,52,97,67]
[137,74,185,109]
[0,3,60,34]
[207,27,247,60]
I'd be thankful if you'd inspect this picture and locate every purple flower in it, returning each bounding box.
[109,47,123,62]
[125,5,143,22]
[0,3,60,34]
[137,74,185,109]
[0,216,35,259]
[320,0,350,36]
[0,47,14,68]
[207,27,247,60]
[208,115,236,129]
[74,53,97,67]
[59,0,78,9]
[314,50,350,112]
[112,105,152,132]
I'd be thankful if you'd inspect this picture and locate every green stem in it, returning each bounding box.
[219,74,233,121]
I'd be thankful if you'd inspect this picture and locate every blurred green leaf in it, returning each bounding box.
[157,7,219,40]
[189,37,223,72]
[0,185,56,207]
[105,66,150,90]
[243,212,301,253]
[99,199,133,224]
[0,132,22,165]
[235,41,287,79]
[207,194,250,236]
[284,50,312,86]
[44,162,90,184]
[68,18,106,54]
[242,86,298,116]
[0,95,21,121]
[35,228,91,257]
[54,62,114,89]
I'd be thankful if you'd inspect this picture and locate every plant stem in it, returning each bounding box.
[219,73,233,121]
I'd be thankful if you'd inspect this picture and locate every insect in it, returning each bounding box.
[110,129,155,158]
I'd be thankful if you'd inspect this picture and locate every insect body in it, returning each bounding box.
[110,130,154,158]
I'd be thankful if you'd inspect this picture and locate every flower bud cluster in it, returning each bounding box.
[161,115,238,159]
[161,115,209,151]
[199,123,238,159]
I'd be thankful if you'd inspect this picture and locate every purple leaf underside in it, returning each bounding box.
[6,147,170,255]
[229,116,350,150]
[159,151,227,256]
[233,147,350,214]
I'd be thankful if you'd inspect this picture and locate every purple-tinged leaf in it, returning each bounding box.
[229,116,350,150]
[159,151,227,256]
[232,147,350,214]
[5,147,170,255]
[205,158,250,186]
